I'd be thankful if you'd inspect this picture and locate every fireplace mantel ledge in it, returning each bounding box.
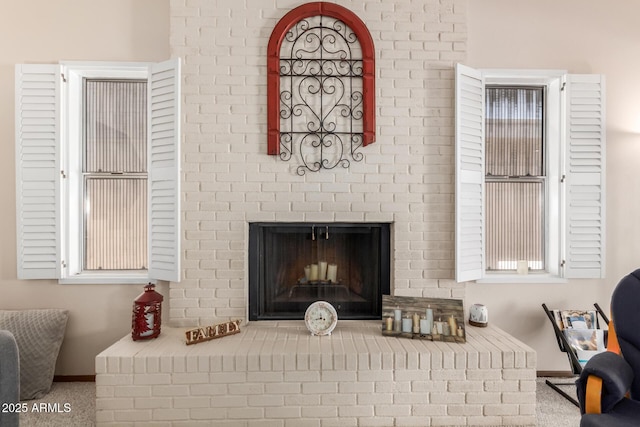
[96,321,536,426]
[96,320,536,373]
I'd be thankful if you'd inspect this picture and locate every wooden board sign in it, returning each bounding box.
[382,295,466,343]
[185,319,242,345]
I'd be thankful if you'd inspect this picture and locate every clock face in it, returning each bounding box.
[304,301,338,336]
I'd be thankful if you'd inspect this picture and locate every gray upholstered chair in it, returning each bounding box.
[0,329,20,427]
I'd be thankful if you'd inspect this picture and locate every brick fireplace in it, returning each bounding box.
[168,0,468,329]
[95,1,537,425]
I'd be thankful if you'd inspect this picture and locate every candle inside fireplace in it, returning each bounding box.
[319,261,328,280]
[309,264,319,281]
[327,264,338,282]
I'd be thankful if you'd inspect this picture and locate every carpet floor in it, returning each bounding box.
[19,377,581,426]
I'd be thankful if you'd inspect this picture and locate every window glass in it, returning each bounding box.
[485,86,545,272]
[83,79,148,270]
[485,86,543,177]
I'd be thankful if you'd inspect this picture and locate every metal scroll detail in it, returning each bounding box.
[279,15,365,175]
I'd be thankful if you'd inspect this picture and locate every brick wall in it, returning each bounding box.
[169,0,468,326]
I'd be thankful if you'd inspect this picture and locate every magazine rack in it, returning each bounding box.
[542,303,609,407]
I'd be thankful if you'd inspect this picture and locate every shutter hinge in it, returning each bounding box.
[560,260,566,268]
[560,174,566,183]
[61,170,66,179]
[561,82,566,91]
[61,73,67,83]
[61,260,66,268]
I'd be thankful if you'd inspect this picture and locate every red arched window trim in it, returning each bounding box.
[267,2,376,155]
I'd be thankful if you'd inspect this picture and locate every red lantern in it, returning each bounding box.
[132,283,163,341]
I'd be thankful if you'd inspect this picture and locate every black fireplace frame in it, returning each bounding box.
[248,222,391,321]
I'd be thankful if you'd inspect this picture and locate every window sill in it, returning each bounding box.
[59,271,151,285]
[476,274,568,284]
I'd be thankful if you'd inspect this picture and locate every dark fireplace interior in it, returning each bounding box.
[249,223,391,320]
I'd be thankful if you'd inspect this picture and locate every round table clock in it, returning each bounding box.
[304,301,338,336]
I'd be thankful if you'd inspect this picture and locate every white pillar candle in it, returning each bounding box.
[385,316,393,331]
[309,264,319,281]
[412,312,420,334]
[425,306,433,335]
[443,322,450,336]
[402,316,412,333]
[327,264,338,282]
[393,309,402,332]
[448,315,458,335]
[304,265,311,280]
[318,261,328,280]
[420,317,429,334]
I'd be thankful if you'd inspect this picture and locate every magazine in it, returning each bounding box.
[560,310,597,329]
[551,309,564,330]
[563,328,605,352]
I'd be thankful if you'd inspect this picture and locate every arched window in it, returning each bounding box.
[267,2,375,175]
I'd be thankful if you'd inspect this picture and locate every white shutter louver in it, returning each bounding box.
[564,74,606,279]
[455,64,485,282]
[15,65,61,279]
[148,58,181,282]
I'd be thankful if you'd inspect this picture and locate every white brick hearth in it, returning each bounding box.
[96,321,536,426]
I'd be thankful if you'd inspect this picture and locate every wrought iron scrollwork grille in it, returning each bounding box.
[279,15,364,175]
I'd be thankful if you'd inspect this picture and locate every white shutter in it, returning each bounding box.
[455,64,485,282]
[148,58,181,282]
[563,74,606,279]
[15,65,61,279]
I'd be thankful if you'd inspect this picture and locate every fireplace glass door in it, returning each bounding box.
[249,223,390,320]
